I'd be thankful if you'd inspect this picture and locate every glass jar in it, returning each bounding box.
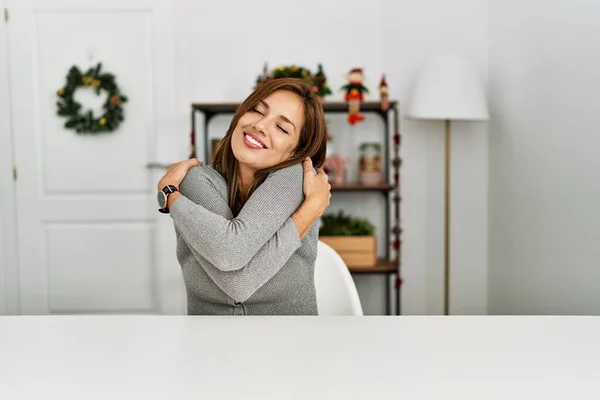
[359,143,382,172]
[359,142,383,185]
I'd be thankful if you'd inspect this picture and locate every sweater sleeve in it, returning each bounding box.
[173,165,304,302]
[170,163,305,272]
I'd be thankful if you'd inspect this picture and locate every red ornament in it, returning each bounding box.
[188,131,196,159]
[395,276,403,289]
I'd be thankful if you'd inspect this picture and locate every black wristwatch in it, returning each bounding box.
[157,184,179,214]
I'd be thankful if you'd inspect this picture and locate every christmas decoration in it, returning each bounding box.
[271,64,313,84]
[313,63,332,99]
[189,131,196,159]
[395,276,403,290]
[341,67,369,125]
[379,74,389,111]
[56,63,127,134]
[255,63,333,101]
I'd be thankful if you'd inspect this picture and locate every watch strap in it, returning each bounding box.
[162,184,178,195]
[158,185,179,214]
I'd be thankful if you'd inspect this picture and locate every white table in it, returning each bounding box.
[1,316,599,399]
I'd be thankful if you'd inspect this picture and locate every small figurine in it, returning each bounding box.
[341,68,369,125]
[379,74,389,111]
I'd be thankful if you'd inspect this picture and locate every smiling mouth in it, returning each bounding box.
[244,132,267,149]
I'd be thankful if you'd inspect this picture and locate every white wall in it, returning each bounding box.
[183,0,489,314]
[0,214,5,314]
[0,0,489,315]
[0,0,17,315]
[488,0,600,314]
[384,1,489,315]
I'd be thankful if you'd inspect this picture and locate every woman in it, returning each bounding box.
[157,78,331,315]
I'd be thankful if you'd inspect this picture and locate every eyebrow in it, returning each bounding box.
[260,100,296,132]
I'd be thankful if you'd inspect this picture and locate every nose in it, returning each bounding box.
[254,118,268,136]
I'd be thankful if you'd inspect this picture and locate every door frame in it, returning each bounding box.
[0,0,20,315]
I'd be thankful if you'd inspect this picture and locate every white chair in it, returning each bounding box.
[314,240,364,316]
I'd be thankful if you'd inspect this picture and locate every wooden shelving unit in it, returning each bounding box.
[191,101,394,119]
[349,259,397,274]
[330,183,395,192]
[191,100,403,315]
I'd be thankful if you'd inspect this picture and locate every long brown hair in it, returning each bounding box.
[212,78,327,216]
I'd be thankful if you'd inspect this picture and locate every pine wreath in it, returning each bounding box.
[56,63,127,134]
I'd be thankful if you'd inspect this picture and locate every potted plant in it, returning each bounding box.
[319,211,377,268]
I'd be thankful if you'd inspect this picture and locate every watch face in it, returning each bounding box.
[157,191,167,208]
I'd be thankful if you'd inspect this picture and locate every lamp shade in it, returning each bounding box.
[407,55,489,121]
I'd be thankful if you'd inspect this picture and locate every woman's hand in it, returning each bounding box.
[290,158,331,239]
[157,158,203,190]
[302,157,331,216]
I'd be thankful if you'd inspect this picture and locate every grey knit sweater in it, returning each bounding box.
[169,163,319,315]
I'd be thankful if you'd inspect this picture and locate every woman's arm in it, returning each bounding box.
[174,165,324,301]
[168,162,317,271]
[179,227,304,303]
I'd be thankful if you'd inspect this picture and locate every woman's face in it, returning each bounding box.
[231,90,305,172]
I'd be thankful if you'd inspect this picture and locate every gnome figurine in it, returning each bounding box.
[341,67,369,125]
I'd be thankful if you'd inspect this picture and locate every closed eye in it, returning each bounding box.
[277,124,289,134]
[251,107,264,116]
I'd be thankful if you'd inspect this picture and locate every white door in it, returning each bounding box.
[7,0,186,314]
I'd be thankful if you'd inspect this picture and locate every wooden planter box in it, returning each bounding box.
[319,236,377,268]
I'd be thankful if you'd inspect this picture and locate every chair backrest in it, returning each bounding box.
[314,240,364,316]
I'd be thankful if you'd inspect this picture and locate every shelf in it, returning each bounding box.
[191,96,402,314]
[348,259,398,274]
[331,183,395,192]
[192,100,397,116]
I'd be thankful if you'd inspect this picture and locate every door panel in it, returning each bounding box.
[46,223,155,312]
[35,11,154,194]
[8,0,184,314]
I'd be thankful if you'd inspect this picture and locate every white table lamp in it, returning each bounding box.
[407,54,489,315]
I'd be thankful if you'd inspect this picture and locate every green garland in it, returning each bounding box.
[56,63,127,134]
[255,63,333,98]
